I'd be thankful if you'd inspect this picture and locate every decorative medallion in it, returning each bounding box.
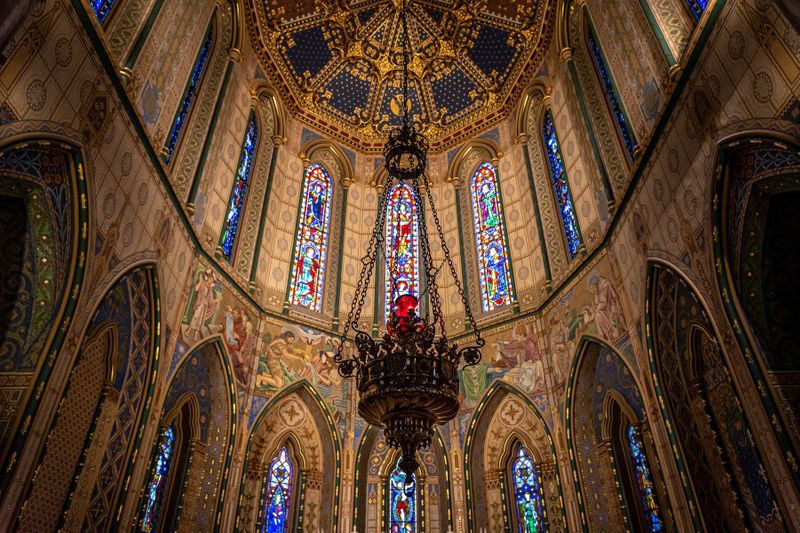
[245,0,555,151]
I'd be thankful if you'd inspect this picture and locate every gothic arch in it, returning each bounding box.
[14,262,160,532]
[137,335,237,531]
[564,336,670,532]
[464,381,566,533]
[646,261,785,530]
[239,380,341,532]
[0,136,89,494]
[710,131,800,486]
[281,140,348,319]
[354,425,451,533]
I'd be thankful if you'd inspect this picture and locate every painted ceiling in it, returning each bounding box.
[246,0,555,152]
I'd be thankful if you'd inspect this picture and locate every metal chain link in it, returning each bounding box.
[424,182,484,346]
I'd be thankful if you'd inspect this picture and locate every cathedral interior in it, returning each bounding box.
[1,0,800,531]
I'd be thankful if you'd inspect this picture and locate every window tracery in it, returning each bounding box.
[511,444,545,533]
[470,162,514,311]
[260,447,295,533]
[289,163,333,311]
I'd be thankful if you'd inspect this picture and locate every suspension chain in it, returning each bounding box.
[424,182,484,347]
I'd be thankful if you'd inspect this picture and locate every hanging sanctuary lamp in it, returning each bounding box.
[334,0,484,481]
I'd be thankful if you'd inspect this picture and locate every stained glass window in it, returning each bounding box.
[261,447,294,533]
[542,109,582,259]
[91,0,117,24]
[385,182,420,321]
[220,111,259,261]
[686,0,707,21]
[470,162,513,311]
[586,24,636,163]
[141,424,176,532]
[389,458,417,533]
[162,25,214,166]
[626,425,663,532]
[511,444,545,533]
[289,164,333,312]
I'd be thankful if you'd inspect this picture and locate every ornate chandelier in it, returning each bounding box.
[334,0,484,480]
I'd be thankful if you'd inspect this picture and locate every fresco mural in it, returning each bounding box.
[253,321,349,438]
[545,263,635,392]
[180,261,260,387]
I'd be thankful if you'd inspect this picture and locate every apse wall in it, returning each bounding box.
[0,0,798,531]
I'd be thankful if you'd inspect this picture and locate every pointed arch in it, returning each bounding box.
[16,263,160,533]
[464,381,566,533]
[136,335,237,532]
[710,132,800,490]
[564,336,668,532]
[239,380,341,533]
[354,425,451,533]
[0,137,89,495]
[646,261,784,529]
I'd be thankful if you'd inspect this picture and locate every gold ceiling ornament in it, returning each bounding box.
[244,0,557,152]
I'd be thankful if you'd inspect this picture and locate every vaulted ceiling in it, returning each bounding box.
[245,0,556,152]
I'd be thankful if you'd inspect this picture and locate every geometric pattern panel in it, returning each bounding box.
[245,0,554,151]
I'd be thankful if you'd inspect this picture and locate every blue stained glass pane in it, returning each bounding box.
[385,182,420,321]
[262,447,294,533]
[92,0,117,24]
[289,164,333,312]
[586,25,636,162]
[542,110,582,258]
[512,444,545,533]
[389,459,416,533]
[163,26,214,165]
[626,425,663,532]
[221,112,259,261]
[686,0,707,21]
[141,424,176,532]
[470,162,513,311]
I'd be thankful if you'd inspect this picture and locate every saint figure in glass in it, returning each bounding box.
[470,162,514,311]
[626,425,663,532]
[261,447,294,533]
[385,182,419,321]
[512,444,545,533]
[289,164,333,311]
[389,458,416,533]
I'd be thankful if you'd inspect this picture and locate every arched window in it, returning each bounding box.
[388,458,417,533]
[510,444,545,533]
[686,0,707,21]
[91,0,117,24]
[288,164,333,312]
[586,22,636,163]
[385,181,419,321]
[470,162,514,311]
[260,447,295,533]
[220,111,259,262]
[625,424,664,532]
[140,424,176,532]
[162,23,215,166]
[542,109,582,259]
